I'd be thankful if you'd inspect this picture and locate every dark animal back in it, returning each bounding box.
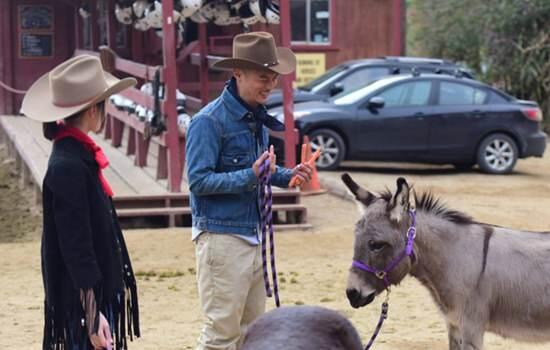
[240,306,363,350]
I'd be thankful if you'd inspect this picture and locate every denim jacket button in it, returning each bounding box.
[233,158,238,163]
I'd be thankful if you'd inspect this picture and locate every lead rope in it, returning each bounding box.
[258,159,281,307]
[364,290,390,350]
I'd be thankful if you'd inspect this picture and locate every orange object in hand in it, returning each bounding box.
[288,147,321,187]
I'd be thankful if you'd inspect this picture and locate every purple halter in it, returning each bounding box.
[352,209,417,289]
[352,209,417,350]
[258,159,281,307]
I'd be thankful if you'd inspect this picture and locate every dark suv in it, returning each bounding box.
[266,56,474,109]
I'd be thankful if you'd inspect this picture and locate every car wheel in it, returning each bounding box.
[476,133,518,174]
[308,129,346,170]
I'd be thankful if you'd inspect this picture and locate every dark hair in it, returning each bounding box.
[42,101,106,141]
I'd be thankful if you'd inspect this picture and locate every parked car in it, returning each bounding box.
[269,73,546,174]
[266,56,474,109]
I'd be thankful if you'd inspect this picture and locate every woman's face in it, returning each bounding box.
[90,102,106,133]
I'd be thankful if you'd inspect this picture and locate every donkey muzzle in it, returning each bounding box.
[346,288,375,308]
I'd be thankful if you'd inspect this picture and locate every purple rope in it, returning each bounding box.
[258,159,281,307]
[364,302,389,350]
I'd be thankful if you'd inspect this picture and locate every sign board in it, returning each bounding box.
[20,33,54,58]
[17,5,55,59]
[294,53,326,87]
[19,5,54,30]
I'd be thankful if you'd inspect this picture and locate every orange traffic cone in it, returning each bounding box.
[300,136,326,196]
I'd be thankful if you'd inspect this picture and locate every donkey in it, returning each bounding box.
[239,305,363,350]
[342,173,550,350]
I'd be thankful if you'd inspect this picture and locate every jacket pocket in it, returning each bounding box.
[221,153,250,171]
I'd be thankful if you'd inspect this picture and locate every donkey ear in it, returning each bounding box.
[341,173,376,210]
[388,177,410,223]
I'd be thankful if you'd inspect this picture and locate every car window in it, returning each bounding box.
[332,75,408,105]
[299,64,349,91]
[489,91,509,104]
[377,81,432,107]
[439,81,487,105]
[338,67,390,92]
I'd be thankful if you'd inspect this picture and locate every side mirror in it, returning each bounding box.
[329,82,344,96]
[368,96,385,110]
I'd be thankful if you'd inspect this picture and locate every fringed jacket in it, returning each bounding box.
[41,137,139,349]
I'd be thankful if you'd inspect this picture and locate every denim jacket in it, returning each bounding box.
[186,86,293,236]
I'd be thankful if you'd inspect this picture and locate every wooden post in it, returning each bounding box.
[134,131,150,167]
[90,0,101,50]
[161,0,182,192]
[99,46,117,141]
[127,128,136,155]
[105,0,117,49]
[0,0,14,114]
[199,23,209,105]
[156,146,168,179]
[111,117,124,147]
[74,4,83,49]
[279,0,297,168]
[392,0,404,55]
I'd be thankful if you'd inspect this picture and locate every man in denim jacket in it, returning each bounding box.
[186,32,313,350]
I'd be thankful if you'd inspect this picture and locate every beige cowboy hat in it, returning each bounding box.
[21,55,136,122]
[213,31,296,75]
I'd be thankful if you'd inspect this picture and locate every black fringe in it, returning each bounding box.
[43,283,139,350]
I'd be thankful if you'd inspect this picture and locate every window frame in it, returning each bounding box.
[290,0,338,51]
[362,79,435,109]
[436,80,490,106]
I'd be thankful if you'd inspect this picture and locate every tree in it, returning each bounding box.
[408,0,550,125]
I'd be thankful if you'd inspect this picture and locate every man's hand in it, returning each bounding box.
[291,162,313,184]
[89,313,113,350]
[252,145,277,177]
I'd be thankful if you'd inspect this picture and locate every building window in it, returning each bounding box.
[291,0,331,45]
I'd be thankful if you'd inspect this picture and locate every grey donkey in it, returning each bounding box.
[342,173,550,350]
[239,305,363,350]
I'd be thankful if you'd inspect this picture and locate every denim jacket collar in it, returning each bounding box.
[222,78,285,132]
[222,79,252,121]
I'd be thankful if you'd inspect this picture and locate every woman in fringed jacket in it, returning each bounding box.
[21,55,140,350]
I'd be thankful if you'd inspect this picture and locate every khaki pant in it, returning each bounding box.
[195,232,266,350]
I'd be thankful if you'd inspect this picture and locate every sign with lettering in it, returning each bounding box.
[20,33,54,58]
[294,53,326,87]
[19,5,54,30]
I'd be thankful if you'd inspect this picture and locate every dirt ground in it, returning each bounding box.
[1,142,550,349]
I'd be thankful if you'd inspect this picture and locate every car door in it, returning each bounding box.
[428,80,490,160]
[353,79,435,161]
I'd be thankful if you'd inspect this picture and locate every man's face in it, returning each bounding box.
[234,68,279,107]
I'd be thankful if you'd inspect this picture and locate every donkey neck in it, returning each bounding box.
[408,210,482,313]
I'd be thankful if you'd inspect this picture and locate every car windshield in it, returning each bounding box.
[331,75,407,105]
[298,64,349,91]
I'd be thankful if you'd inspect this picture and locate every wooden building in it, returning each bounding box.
[0,0,405,115]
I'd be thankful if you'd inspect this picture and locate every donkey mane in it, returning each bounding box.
[379,189,474,225]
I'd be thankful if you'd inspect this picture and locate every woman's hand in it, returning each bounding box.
[89,312,112,350]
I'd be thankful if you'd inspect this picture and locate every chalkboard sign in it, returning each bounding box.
[19,5,54,30]
[20,33,54,58]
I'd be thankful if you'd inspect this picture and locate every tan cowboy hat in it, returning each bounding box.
[21,55,137,122]
[213,31,296,75]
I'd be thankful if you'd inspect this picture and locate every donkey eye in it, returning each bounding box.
[368,241,387,252]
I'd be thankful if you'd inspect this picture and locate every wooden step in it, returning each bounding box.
[116,206,192,217]
[115,203,308,229]
[116,204,305,217]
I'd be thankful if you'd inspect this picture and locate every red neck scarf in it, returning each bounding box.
[54,126,114,197]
